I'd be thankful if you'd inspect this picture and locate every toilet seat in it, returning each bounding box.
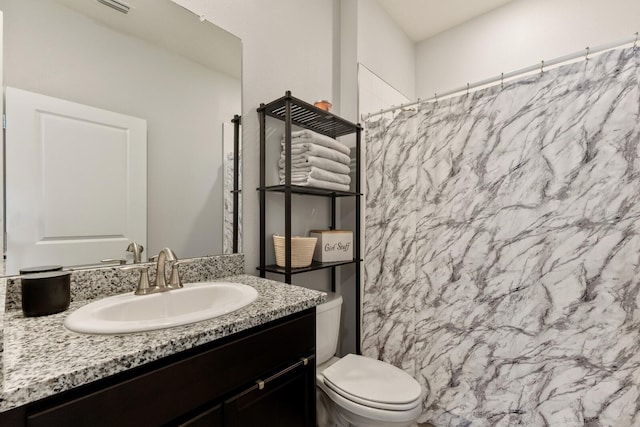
[321,354,422,411]
[317,377,422,425]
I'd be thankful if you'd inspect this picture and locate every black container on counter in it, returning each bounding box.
[21,271,71,317]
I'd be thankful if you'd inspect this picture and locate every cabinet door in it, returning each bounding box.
[224,358,315,427]
[178,404,223,427]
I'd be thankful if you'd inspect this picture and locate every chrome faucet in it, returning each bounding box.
[121,248,193,295]
[154,247,177,290]
[126,242,144,263]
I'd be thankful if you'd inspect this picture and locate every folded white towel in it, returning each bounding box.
[279,176,351,192]
[310,167,351,184]
[279,166,350,185]
[287,130,351,155]
[278,155,351,175]
[280,172,312,179]
[280,142,351,165]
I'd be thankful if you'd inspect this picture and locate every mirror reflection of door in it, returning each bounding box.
[0,0,242,273]
[5,87,147,275]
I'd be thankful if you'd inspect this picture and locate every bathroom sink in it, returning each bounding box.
[64,282,258,334]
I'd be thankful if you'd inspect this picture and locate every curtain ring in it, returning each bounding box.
[417,98,421,111]
[434,93,438,104]
[585,46,590,61]
[634,32,638,50]
[501,72,504,88]
[540,60,544,74]
[466,83,470,96]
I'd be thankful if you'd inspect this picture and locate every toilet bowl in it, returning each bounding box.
[316,293,422,427]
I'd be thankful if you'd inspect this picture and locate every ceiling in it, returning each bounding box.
[377,0,514,43]
[54,0,241,79]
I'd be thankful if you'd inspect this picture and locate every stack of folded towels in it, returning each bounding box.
[279,129,352,191]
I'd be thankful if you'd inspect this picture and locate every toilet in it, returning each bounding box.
[316,292,422,427]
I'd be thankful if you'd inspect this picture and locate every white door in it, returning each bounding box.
[5,87,147,274]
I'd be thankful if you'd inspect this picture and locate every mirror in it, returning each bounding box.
[0,0,242,275]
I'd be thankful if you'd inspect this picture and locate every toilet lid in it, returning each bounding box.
[322,354,422,409]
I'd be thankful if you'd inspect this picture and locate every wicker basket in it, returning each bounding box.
[273,234,317,268]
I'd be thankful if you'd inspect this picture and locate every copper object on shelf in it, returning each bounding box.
[314,100,332,111]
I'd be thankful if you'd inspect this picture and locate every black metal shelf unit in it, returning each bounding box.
[257,91,362,354]
[262,184,361,198]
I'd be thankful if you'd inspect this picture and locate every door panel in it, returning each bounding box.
[41,112,128,237]
[5,87,146,274]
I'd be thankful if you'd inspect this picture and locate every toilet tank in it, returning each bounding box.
[316,292,342,366]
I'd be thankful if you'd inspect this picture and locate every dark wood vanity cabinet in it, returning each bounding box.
[0,308,316,427]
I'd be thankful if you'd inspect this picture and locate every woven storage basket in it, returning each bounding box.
[273,234,317,268]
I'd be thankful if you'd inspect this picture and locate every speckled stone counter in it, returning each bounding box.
[0,255,325,413]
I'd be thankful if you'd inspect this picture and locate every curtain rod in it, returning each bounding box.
[363,32,639,121]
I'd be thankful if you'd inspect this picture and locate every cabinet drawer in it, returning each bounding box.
[26,309,315,427]
[179,404,222,427]
[224,355,315,427]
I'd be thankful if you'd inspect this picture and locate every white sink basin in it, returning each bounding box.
[64,282,258,334]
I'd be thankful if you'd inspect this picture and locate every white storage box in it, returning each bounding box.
[309,230,353,263]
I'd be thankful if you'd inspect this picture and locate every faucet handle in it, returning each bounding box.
[168,260,194,289]
[121,265,152,295]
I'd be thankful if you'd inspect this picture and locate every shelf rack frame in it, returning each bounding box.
[257,91,362,354]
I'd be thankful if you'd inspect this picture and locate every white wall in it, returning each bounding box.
[359,64,411,117]
[416,0,640,99]
[172,0,337,277]
[2,0,240,260]
[357,0,415,100]
[339,0,359,124]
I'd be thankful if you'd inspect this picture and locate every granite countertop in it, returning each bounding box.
[0,273,326,413]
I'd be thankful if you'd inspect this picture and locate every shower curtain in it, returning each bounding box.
[363,46,640,426]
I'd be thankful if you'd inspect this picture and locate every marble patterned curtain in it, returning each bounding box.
[363,47,640,426]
